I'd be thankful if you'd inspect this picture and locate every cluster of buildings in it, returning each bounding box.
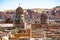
[0,6,60,40]
[0,6,60,23]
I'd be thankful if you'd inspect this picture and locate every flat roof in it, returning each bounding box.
[0,24,13,27]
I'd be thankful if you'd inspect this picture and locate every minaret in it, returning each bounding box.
[15,3,24,28]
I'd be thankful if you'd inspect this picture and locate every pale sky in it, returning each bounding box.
[0,0,60,11]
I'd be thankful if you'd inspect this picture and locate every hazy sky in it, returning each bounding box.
[0,0,60,11]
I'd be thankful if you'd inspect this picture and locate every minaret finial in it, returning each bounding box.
[19,3,20,7]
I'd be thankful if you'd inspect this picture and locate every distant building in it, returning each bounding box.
[15,6,24,28]
[53,6,60,19]
[51,6,60,25]
[40,12,48,24]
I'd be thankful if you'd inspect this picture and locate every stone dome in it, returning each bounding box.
[16,7,23,15]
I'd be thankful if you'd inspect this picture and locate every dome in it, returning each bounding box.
[16,7,23,15]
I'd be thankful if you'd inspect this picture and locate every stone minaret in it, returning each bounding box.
[15,4,24,28]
